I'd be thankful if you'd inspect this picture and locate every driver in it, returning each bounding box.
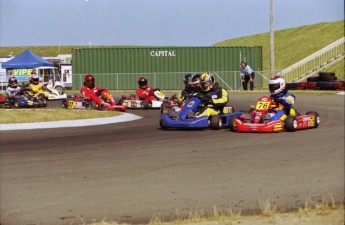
[178,73,200,103]
[6,76,31,107]
[28,70,46,94]
[269,76,296,120]
[196,73,228,117]
[80,74,116,110]
[136,76,157,102]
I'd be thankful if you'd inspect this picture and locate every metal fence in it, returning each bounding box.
[0,70,272,92]
[72,71,271,91]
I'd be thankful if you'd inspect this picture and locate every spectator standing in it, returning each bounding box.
[240,61,255,90]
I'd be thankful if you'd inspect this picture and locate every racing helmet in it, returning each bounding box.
[183,74,193,87]
[138,76,148,88]
[31,74,40,85]
[269,76,287,97]
[8,76,18,88]
[199,73,215,92]
[84,74,95,88]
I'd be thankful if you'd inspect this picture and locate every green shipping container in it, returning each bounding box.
[72,46,262,90]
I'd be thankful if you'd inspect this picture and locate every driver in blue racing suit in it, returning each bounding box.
[196,73,228,117]
[269,76,296,121]
[6,76,32,107]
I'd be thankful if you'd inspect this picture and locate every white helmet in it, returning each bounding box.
[269,76,287,96]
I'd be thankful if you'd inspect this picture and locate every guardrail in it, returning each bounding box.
[279,37,345,82]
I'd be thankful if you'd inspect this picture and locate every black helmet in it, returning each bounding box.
[183,74,193,87]
[138,76,148,88]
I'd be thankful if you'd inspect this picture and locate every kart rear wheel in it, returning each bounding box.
[209,114,222,130]
[229,115,238,131]
[37,94,47,107]
[306,111,320,128]
[62,99,68,109]
[142,100,150,110]
[284,116,297,132]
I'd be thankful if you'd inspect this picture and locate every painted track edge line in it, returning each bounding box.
[0,113,142,131]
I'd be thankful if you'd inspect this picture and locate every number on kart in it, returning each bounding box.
[308,116,315,127]
[255,101,270,110]
[131,100,137,108]
[68,100,76,109]
[155,92,164,98]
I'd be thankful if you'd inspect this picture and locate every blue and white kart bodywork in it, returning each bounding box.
[160,96,242,130]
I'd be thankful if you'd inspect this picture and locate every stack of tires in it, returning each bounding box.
[289,72,345,91]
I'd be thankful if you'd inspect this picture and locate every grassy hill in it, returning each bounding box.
[214,20,344,80]
[0,20,344,79]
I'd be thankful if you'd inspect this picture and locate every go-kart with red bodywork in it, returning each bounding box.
[229,95,320,132]
[118,90,169,110]
[62,89,126,111]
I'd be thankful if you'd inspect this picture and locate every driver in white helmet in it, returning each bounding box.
[269,76,296,120]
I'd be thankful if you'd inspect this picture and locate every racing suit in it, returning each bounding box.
[136,86,156,102]
[29,82,46,94]
[178,86,195,103]
[197,82,228,117]
[270,92,296,121]
[6,85,30,107]
[80,85,116,108]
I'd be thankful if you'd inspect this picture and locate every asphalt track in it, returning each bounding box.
[0,92,344,225]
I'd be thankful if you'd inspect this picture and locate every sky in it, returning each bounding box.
[0,0,344,47]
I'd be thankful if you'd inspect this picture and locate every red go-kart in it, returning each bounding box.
[62,89,126,111]
[229,96,320,132]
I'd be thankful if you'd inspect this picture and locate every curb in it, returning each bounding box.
[0,113,142,131]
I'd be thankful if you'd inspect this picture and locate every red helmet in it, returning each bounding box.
[84,74,95,88]
[8,76,18,88]
[269,76,287,97]
[138,76,147,88]
[31,74,40,84]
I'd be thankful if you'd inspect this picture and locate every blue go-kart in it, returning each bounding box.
[159,93,242,130]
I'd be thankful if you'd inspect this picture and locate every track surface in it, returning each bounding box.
[0,93,344,225]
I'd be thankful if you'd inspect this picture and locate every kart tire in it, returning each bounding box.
[13,100,22,109]
[209,114,222,130]
[229,115,238,132]
[160,102,170,114]
[62,99,68,109]
[306,111,320,128]
[159,117,168,130]
[37,94,47,107]
[284,116,297,132]
[118,98,124,105]
[142,100,150,110]
[55,86,64,95]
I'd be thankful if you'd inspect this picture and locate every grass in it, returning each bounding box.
[0,20,343,81]
[0,109,122,124]
[83,198,344,225]
[214,20,345,80]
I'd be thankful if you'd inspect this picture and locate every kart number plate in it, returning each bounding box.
[255,101,270,110]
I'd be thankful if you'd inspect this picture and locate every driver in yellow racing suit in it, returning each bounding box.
[197,73,228,117]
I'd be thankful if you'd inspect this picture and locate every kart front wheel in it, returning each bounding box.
[284,116,297,132]
[160,102,170,114]
[306,111,320,128]
[209,115,222,130]
[229,116,238,131]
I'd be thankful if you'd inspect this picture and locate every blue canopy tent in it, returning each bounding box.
[2,49,54,69]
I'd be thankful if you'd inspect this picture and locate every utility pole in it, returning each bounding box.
[270,0,275,77]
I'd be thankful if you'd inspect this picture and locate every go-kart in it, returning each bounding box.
[229,95,320,132]
[44,79,67,100]
[22,89,47,107]
[159,93,242,130]
[118,90,167,109]
[62,89,126,111]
